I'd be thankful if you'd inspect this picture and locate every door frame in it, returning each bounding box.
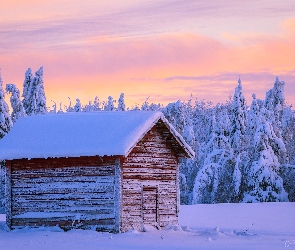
[141,185,159,226]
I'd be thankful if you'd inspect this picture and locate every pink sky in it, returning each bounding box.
[0,1,295,109]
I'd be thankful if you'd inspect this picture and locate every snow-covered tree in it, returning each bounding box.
[140,97,163,112]
[5,84,26,122]
[193,112,234,204]
[162,100,185,134]
[247,94,261,139]
[183,121,196,150]
[0,74,13,138]
[141,97,150,111]
[50,101,57,113]
[230,78,248,152]
[243,111,288,202]
[22,67,47,115]
[93,96,101,111]
[33,66,47,114]
[180,112,198,204]
[84,101,94,112]
[74,98,82,112]
[265,77,285,124]
[104,96,115,111]
[22,68,34,115]
[280,164,295,201]
[117,93,126,111]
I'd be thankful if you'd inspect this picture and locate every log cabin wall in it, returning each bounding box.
[8,156,121,232]
[121,124,179,232]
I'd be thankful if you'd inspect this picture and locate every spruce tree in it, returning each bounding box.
[0,74,13,138]
[22,68,34,115]
[22,67,47,115]
[243,109,288,202]
[33,66,47,114]
[104,96,115,111]
[193,112,234,204]
[6,84,26,122]
[74,98,82,112]
[230,78,248,152]
[93,96,101,111]
[117,93,126,111]
[180,114,197,204]
[265,77,285,124]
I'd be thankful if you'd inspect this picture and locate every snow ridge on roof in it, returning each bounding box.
[0,111,194,160]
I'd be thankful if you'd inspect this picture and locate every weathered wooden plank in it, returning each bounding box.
[158,203,176,209]
[11,167,116,179]
[132,146,173,154]
[12,156,117,168]
[122,205,141,211]
[12,165,115,173]
[124,156,177,164]
[12,177,114,188]
[122,198,141,204]
[11,217,116,230]
[12,192,114,202]
[122,170,176,177]
[114,159,121,233]
[12,207,115,217]
[5,161,12,230]
[123,162,177,169]
[127,152,176,158]
[12,200,114,209]
[122,174,175,181]
[12,185,114,195]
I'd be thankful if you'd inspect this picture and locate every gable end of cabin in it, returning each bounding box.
[121,120,184,232]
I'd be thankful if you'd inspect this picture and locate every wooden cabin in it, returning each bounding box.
[0,111,194,232]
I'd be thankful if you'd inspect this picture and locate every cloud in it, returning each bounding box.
[1,3,295,108]
[1,1,295,51]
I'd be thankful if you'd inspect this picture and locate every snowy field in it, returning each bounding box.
[0,203,295,250]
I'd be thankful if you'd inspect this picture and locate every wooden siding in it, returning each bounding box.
[8,156,120,232]
[121,124,179,232]
[5,160,12,229]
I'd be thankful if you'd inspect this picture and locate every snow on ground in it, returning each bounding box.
[0,203,295,250]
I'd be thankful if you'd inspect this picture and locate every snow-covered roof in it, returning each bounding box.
[0,111,194,160]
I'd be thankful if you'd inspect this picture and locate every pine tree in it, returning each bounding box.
[5,84,26,122]
[243,110,288,202]
[162,100,185,134]
[282,106,295,164]
[74,98,82,112]
[104,96,115,111]
[22,68,34,115]
[0,73,13,138]
[93,96,101,111]
[264,77,286,163]
[247,94,261,140]
[230,78,248,152]
[117,93,126,111]
[180,113,198,204]
[265,77,285,124]
[193,112,234,204]
[33,66,47,114]
[22,67,47,115]
[141,97,150,111]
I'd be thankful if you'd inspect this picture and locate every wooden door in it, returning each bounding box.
[142,186,158,225]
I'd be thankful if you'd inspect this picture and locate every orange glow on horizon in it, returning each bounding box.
[1,9,294,110]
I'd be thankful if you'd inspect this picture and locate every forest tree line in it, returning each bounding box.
[0,67,295,208]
